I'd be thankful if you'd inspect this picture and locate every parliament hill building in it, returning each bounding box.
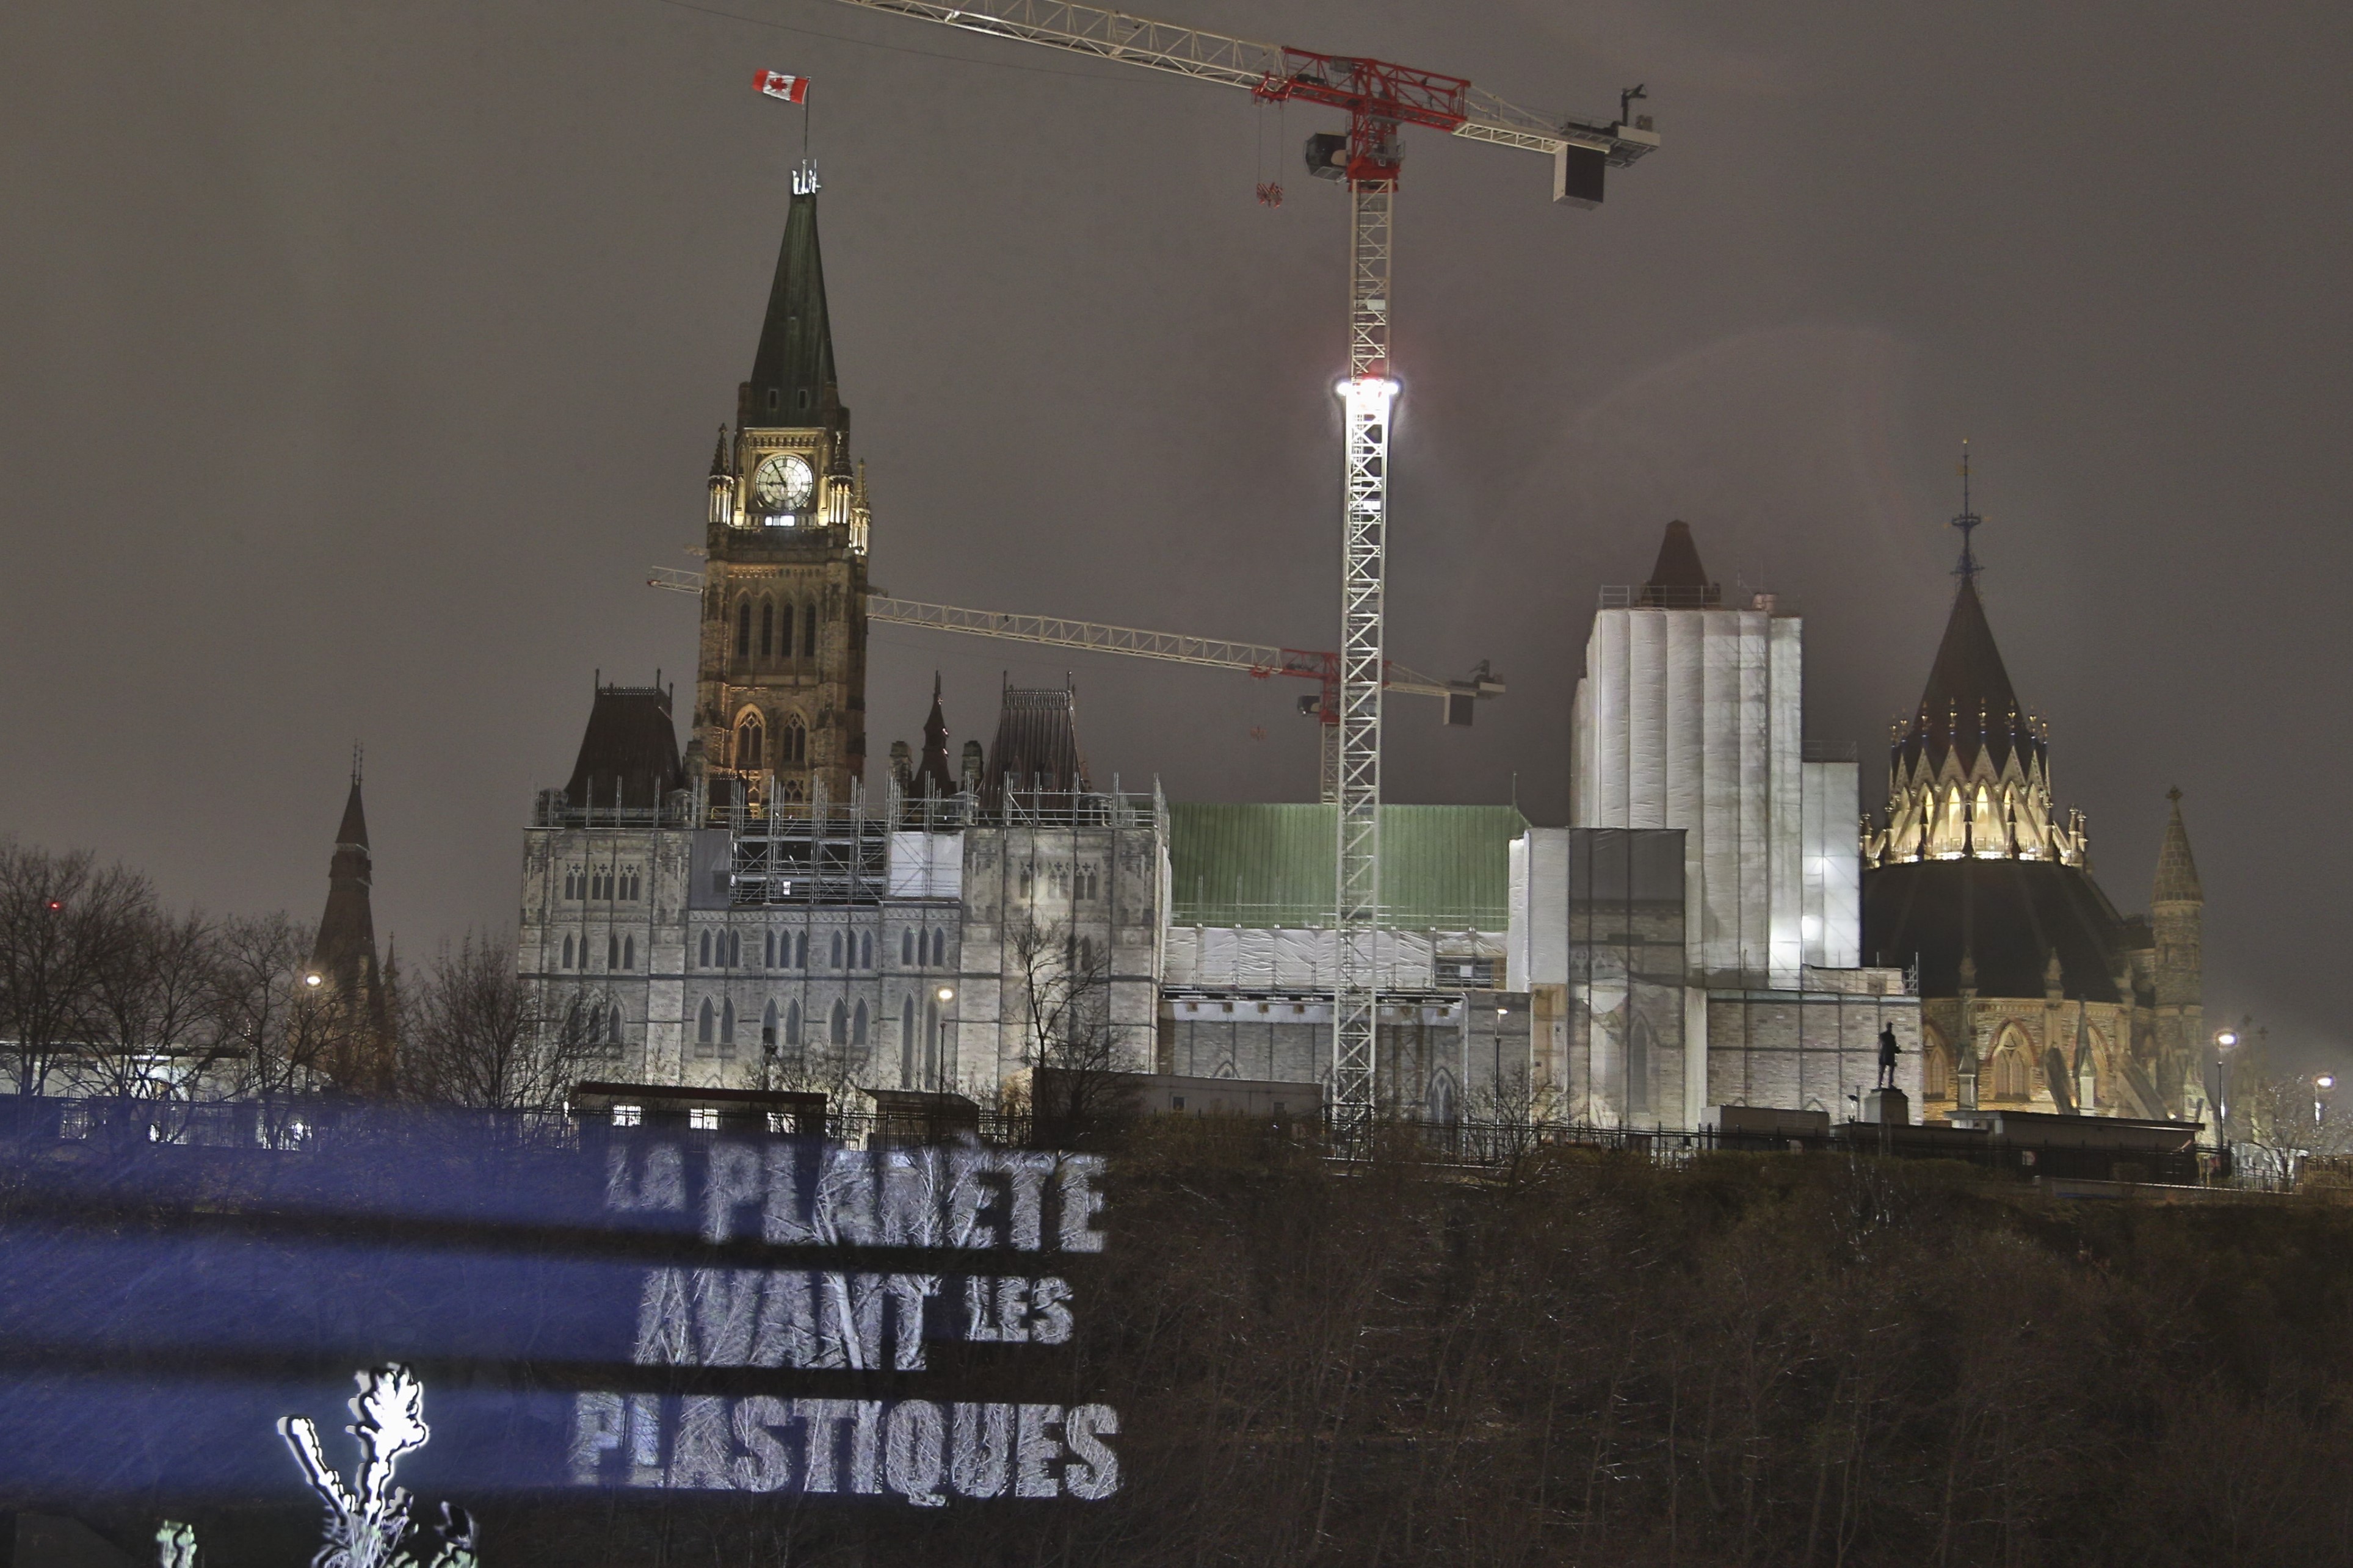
[514,175,1166,1099]
[501,172,2211,1137]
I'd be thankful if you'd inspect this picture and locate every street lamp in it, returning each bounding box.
[934,988,955,1093]
[2315,1072,2337,1128]
[2211,1027,2241,1132]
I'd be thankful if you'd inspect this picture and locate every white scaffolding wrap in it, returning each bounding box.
[886,833,964,900]
[1570,602,1810,989]
[1799,761,1861,969]
[1164,927,1457,992]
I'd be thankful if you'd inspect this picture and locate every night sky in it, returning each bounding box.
[4,3,2347,1055]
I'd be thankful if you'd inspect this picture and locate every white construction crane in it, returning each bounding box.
[649,569,1505,800]
[807,0,1656,1132]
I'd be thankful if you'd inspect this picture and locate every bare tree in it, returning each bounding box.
[750,1011,866,1104]
[1009,915,1137,1141]
[404,934,600,1114]
[0,844,153,1095]
[84,905,227,1102]
[209,912,341,1127]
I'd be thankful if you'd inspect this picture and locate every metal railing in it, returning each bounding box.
[0,1094,2256,1193]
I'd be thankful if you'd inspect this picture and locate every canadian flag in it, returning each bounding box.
[753,70,809,103]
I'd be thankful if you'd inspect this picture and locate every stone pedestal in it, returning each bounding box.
[1862,1087,1910,1126]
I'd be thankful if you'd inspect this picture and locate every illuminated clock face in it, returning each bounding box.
[752,453,815,515]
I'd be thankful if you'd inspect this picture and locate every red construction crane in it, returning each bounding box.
[809,0,1657,1130]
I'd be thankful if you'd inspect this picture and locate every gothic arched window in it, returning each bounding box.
[760,599,774,658]
[795,931,808,968]
[1992,1027,2033,1099]
[830,931,844,969]
[736,713,764,771]
[802,603,817,657]
[932,928,946,966]
[697,998,715,1045]
[720,998,736,1050]
[736,599,752,659]
[561,935,573,969]
[698,930,712,968]
[1924,1030,1953,1099]
[860,931,872,970]
[786,999,801,1047]
[1626,1015,1653,1115]
[853,999,868,1047]
[778,603,795,659]
[1428,1070,1459,1127]
[765,931,776,969]
[901,994,916,1084]
[783,715,807,765]
[830,999,847,1046]
[902,929,915,966]
[623,936,634,970]
[607,934,618,969]
[728,930,742,967]
[608,1005,623,1047]
[762,1000,778,1053]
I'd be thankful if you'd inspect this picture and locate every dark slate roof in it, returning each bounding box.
[1648,519,1710,588]
[740,189,838,428]
[984,682,1090,806]
[564,687,682,811]
[1919,577,2018,726]
[914,674,958,798]
[2153,790,2202,904]
[333,777,369,849]
[1863,856,2144,1005]
[1636,520,1721,607]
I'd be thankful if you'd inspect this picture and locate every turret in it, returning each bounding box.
[706,425,734,527]
[1863,480,2084,869]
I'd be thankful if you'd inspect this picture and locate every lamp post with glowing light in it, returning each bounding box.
[2315,1072,2337,1130]
[2212,1026,2240,1140]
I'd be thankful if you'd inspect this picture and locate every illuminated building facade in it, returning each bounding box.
[1861,561,2205,1124]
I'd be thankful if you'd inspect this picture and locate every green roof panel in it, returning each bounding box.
[1167,803,1528,931]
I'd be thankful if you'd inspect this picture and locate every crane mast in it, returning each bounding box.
[824,0,1654,1137]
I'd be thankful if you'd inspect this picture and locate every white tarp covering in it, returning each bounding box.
[1506,829,1572,992]
[1572,602,1807,988]
[1164,928,1454,991]
[887,832,963,900]
[1799,761,1861,967]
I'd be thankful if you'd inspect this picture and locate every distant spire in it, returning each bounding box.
[709,425,731,479]
[313,770,379,983]
[2154,788,2203,905]
[915,673,957,797]
[1952,440,1982,586]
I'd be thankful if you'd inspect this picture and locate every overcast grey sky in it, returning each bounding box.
[4,1,2347,1052]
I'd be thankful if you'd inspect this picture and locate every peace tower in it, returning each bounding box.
[695,170,872,809]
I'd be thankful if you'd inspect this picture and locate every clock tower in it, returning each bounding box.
[696,169,872,809]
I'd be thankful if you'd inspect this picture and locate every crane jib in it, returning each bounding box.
[1254,47,1472,134]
